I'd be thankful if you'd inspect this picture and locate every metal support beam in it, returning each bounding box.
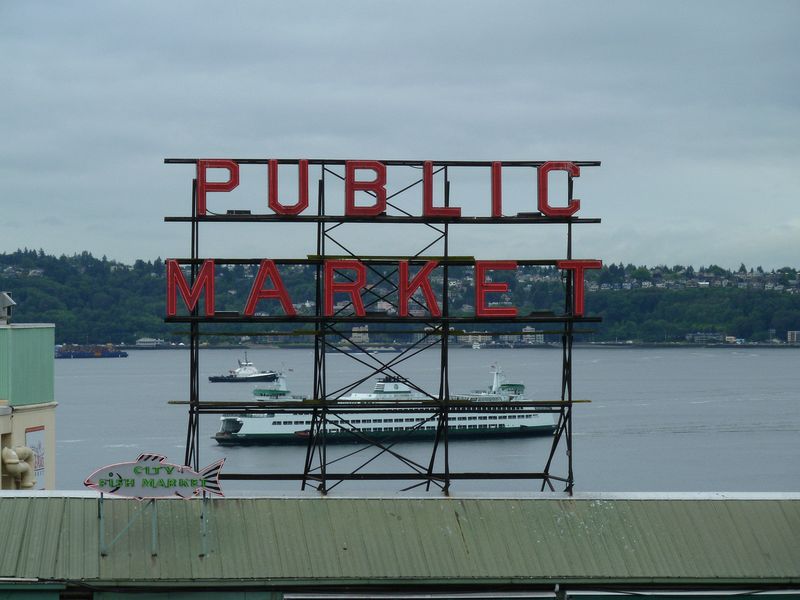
[169,159,600,494]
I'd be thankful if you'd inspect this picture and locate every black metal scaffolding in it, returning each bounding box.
[165,158,601,494]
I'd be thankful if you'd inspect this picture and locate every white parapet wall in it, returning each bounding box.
[0,402,57,489]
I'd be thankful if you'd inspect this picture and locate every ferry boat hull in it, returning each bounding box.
[208,372,279,383]
[214,419,556,446]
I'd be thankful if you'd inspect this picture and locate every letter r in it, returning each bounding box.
[324,260,366,316]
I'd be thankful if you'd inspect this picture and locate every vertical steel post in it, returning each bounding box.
[185,178,200,471]
[319,165,328,495]
[200,495,209,557]
[442,168,451,494]
[425,166,451,493]
[304,163,328,493]
[150,499,158,557]
[98,494,107,557]
[565,219,574,494]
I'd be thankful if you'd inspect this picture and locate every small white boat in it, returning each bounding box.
[208,353,279,383]
[214,366,556,445]
[472,342,481,350]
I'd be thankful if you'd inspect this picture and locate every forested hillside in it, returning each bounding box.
[1,249,798,344]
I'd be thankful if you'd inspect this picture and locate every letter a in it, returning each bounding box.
[244,260,296,316]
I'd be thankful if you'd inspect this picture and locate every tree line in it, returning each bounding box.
[1,249,798,344]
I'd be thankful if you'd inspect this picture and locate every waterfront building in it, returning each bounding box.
[351,325,370,344]
[522,326,545,344]
[685,332,725,344]
[0,293,56,490]
[135,337,166,348]
[0,493,797,598]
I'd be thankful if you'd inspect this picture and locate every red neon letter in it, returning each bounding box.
[491,162,502,218]
[268,160,309,215]
[557,259,602,316]
[398,261,441,317]
[166,259,215,317]
[244,260,296,316]
[196,160,239,216]
[345,161,386,216]
[475,261,517,317]
[423,161,461,218]
[538,161,580,217]
[324,260,367,316]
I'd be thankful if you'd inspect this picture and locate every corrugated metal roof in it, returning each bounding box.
[0,496,797,589]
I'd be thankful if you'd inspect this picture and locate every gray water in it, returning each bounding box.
[55,346,800,494]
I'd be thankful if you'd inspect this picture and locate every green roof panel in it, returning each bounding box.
[0,495,797,590]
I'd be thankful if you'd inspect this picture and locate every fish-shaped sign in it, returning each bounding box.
[84,453,225,499]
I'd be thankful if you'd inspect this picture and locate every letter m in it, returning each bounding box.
[166,259,215,316]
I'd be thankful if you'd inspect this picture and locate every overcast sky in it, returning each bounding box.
[2,1,798,270]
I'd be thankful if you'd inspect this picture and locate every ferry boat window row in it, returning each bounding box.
[361,425,507,431]
[271,415,534,425]
[335,424,509,431]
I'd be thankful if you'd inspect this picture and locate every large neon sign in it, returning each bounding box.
[164,156,603,493]
[167,159,602,318]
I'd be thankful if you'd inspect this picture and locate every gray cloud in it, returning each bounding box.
[1,0,798,268]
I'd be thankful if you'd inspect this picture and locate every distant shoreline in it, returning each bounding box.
[119,342,800,351]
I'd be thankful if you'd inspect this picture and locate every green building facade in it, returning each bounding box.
[0,323,56,490]
[0,324,55,407]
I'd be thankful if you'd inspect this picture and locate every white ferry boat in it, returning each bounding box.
[213,367,557,445]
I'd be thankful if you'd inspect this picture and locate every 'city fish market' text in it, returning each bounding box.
[167,259,602,318]
[96,476,206,490]
[96,464,202,489]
